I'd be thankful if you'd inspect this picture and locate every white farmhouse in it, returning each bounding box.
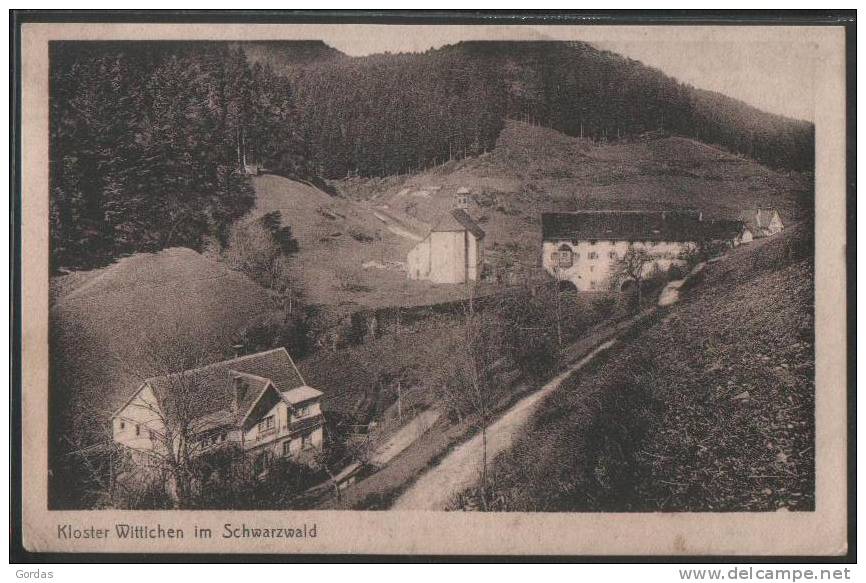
[738,208,784,239]
[406,209,485,284]
[111,348,324,471]
[541,210,743,292]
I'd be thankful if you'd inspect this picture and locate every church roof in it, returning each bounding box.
[431,209,485,239]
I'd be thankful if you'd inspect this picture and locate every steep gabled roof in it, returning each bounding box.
[231,371,273,424]
[431,209,485,239]
[131,348,307,425]
[541,210,707,242]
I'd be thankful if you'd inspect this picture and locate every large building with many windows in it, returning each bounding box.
[541,210,744,292]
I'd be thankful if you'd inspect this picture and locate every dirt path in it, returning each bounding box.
[371,409,441,466]
[372,208,425,242]
[391,339,617,510]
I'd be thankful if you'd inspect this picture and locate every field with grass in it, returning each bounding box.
[250,173,499,313]
[451,226,815,512]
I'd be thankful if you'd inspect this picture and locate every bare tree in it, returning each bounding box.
[221,216,302,306]
[613,246,655,310]
[552,265,564,349]
[111,327,228,508]
[437,284,504,510]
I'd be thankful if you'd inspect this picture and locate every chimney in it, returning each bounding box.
[231,373,248,411]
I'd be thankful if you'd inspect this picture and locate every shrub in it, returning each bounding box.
[237,309,314,359]
[592,295,618,320]
[497,290,560,379]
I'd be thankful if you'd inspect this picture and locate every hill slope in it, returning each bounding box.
[232,40,345,74]
[250,174,503,311]
[336,120,813,269]
[451,227,815,511]
[243,40,813,177]
[50,248,276,420]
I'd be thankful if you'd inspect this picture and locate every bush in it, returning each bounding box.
[497,290,560,379]
[238,309,314,359]
[192,447,323,509]
[667,264,689,281]
[592,295,618,320]
[221,215,300,295]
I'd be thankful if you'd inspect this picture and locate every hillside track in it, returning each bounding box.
[391,339,616,510]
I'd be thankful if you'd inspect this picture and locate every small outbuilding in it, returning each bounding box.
[738,208,784,239]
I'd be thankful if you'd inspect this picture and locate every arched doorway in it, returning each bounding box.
[619,278,637,293]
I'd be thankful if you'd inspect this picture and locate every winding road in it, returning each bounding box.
[391,339,617,510]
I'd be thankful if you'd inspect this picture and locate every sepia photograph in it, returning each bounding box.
[14,14,851,558]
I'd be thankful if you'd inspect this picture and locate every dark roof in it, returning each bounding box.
[432,209,485,239]
[702,219,746,241]
[541,211,710,242]
[231,372,273,420]
[140,348,307,424]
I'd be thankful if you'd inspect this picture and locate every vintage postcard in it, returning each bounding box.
[16,18,849,556]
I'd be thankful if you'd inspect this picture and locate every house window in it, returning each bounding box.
[283,440,292,456]
[557,245,574,268]
[301,432,314,450]
[588,252,598,260]
[295,404,311,418]
[557,252,572,268]
[119,421,125,430]
[608,251,617,259]
[589,281,598,290]
[258,415,275,433]
[135,424,140,437]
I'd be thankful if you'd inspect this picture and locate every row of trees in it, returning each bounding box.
[287,51,507,178]
[50,40,813,270]
[434,244,712,510]
[49,43,304,270]
[443,41,814,171]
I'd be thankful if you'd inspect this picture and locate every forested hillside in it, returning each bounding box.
[437,42,815,171]
[49,42,305,270]
[289,51,507,178]
[50,40,814,271]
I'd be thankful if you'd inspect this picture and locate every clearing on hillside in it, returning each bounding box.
[335,120,813,270]
[249,174,496,311]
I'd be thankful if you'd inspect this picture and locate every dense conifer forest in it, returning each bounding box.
[49,40,814,270]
